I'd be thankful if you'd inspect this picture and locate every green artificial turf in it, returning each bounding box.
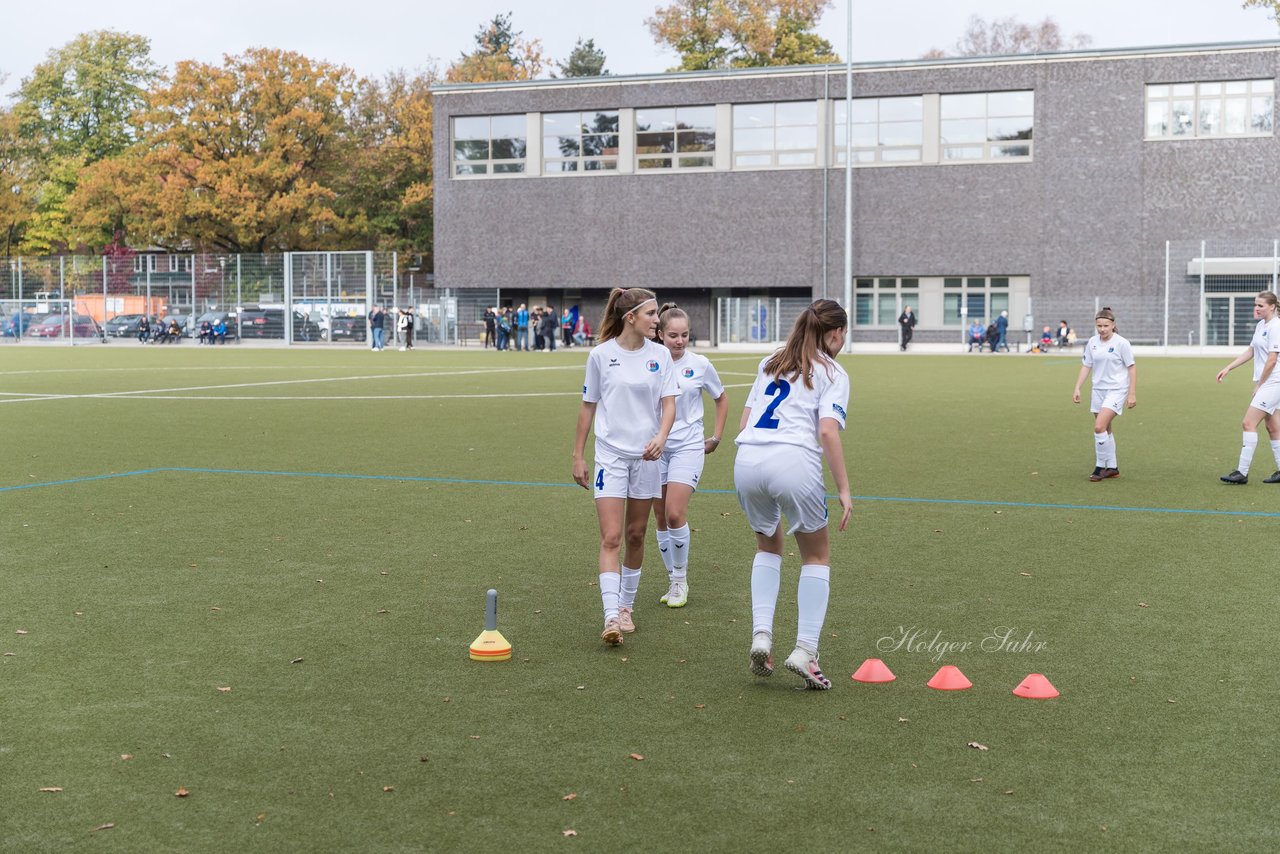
[0,345,1275,852]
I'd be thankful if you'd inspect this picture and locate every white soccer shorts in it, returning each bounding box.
[1091,388,1127,416]
[1249,381,1280,415]
[659,444,705,489]
[593,445,662,500]
[733,443,829,536]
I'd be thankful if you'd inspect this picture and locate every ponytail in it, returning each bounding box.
[762,299,847,389]
[654,302,687,343]
[598,287,657,342]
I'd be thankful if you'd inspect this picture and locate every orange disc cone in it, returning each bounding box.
[851,658,896,683]
[927,665,972,690]
[1012,673,1059,699]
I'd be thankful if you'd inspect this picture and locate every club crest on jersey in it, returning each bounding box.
[1108,346,1115,353]
[647,360,659,372]
[832,403,846,419]
[682,367,695,378]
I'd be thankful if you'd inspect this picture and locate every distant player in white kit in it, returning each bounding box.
[650,303,729,609]
[1072,307,1137,481]
[1216,291,1280,484]
[572,288,678,646]
[735,299,852,690]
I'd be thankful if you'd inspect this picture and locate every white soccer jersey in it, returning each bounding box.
[666,352,726,452]
[1250,317,1280,382]
[1082,334,1135,391]
[735,352,849,455]
[583,338,679,458]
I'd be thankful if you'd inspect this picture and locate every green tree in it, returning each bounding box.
[0,107,34,257]
[1242,1,1280,24]
[647,0,838,71]
[447,14,547,83]
[557,38,609,77]
[14,30,158,164]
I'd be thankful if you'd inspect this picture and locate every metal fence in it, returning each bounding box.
[1168,239,1280,348]
[0,251,402,345]
[716,297,812,346]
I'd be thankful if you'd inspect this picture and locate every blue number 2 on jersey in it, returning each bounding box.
[753,379,791,429]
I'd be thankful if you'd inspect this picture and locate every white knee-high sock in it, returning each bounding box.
[1239,431,1258,475]
[1104,433,1118,469]
[668,524,690,580]
[1094,431,1108,468]
[619,566,641,608]
[750,552,782,637]
[1269,439,1280,471]
[795,565,831,656]
[599,572,620,620]
[655,529,674,579]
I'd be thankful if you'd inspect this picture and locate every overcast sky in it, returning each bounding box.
[1,0,1276,96]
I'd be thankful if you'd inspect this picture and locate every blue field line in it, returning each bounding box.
[4,465,1278,518]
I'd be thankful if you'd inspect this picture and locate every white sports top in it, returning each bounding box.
[1082,334,1135,391]
[666,351,725,452]
[1250,317,1280,383]
[583,338,679,458]
[735,352,849,456]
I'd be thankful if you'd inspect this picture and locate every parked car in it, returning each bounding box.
[4,311,49,337]
[27,314,102,339]
[104,314,152,338]
[239,307,322,341]
[327,315,367,342]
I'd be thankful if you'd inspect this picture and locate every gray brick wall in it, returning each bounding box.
[434,44,1280,344]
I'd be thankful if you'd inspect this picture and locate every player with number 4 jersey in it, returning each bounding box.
[733,299,852,690]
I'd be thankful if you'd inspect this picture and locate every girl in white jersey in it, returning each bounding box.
[735,300,852,690]
[649,304,729,609]
[1216,291,1280,484]
[573,288,678,646]
[1072,307,1137,481]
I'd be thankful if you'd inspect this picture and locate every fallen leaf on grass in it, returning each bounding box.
[442,697,451,703]
[2,652,14,657]
[1167,699,1177,704]
[16,630,28,636]
[376,609,390,615]
[562,829,578,837]
[73,611,83,617]
[576,685,585,690]
[216,687,232,693]
[210,607,221,612]
[967,742,989,751]
[290,658,304,665]
[468,735,481,740]
[898,717,909,723]
[91,823,115,833]
[837,715,847,721]
[383,786,395,793]
[175,787,190,798]
[39,787,63,793]
[255,814,266,825]
[1138,602,1149,608]
[694,704,706,710]
[1019,572,1032,577]
[379,571,388,576]
[969,778,984,783]
[562,793,577,801]
[628,753,644,761]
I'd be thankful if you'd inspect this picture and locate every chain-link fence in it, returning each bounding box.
[1168,239,1280,348]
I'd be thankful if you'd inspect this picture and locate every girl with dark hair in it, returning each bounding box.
[649,303,729,609]
[572,288,678,646]
[734,299,852,690]
[1217,291,1280,484]
[1072,307,1137,481]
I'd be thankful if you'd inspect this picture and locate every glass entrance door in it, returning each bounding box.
[1205,295,1257,346]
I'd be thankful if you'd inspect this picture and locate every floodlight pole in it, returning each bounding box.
[842,0,854,352]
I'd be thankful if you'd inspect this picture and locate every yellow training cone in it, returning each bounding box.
[469,589,512,662]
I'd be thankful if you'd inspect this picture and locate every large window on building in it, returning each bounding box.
[452,115,527,177]
[1145,80,1274,139]
[940,91,1033,161]
[733,101,818,168]
[636,106,715,170]
[543,110,620,173]
[942,277,1009,326]
[832,96,924,165]
[854,278,920,326]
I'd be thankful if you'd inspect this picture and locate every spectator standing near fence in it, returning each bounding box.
[735,299,852,690]
[996,310,1010,352]
[1072,307,1137,481]
[898,305,917,351]
[497,307,512,350]
[1217,291,1280,485]
[368,305,385,351]
[562,309,574,347]
[572,288,677,646]
[483,307,496,349]
[538,306,558,352]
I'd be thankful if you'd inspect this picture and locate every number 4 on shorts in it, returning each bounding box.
[595,469,604,490]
